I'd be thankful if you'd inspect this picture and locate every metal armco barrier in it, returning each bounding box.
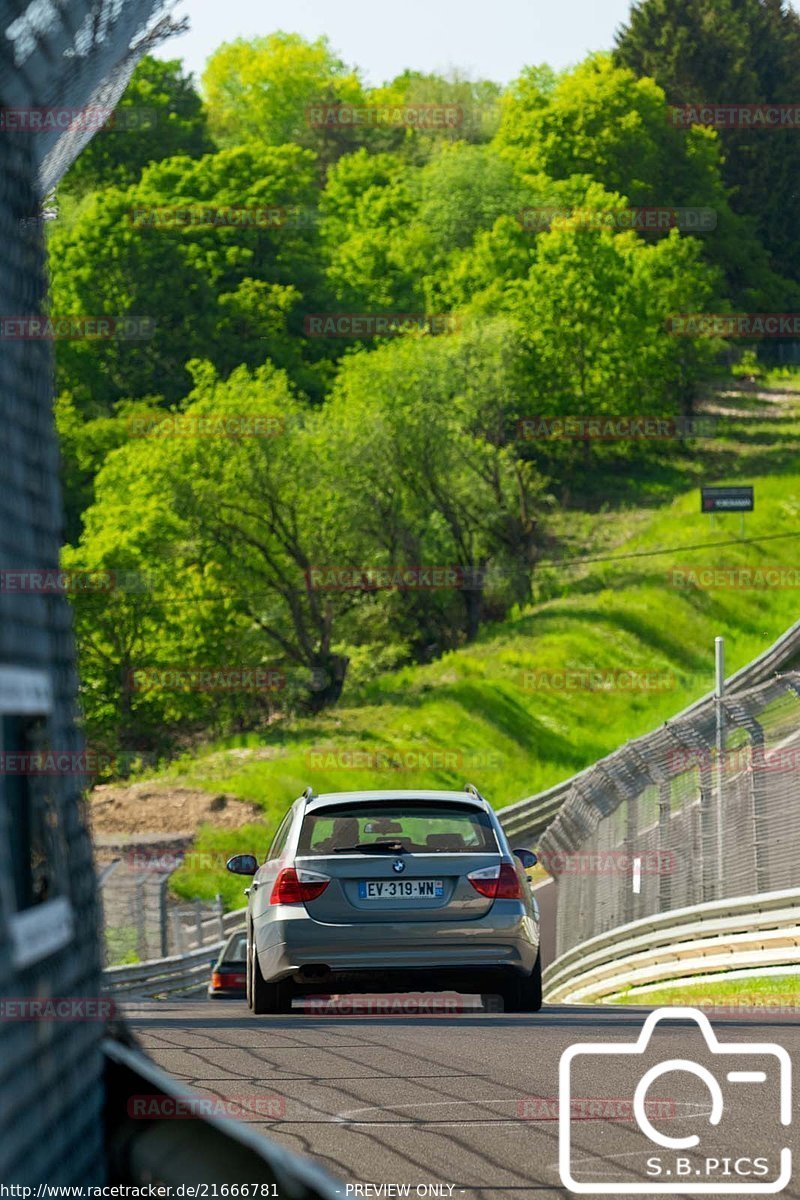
[543,887,800,1004]
[104,910,246,997]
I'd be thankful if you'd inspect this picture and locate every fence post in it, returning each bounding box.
[749,718,770,893]
[96,860,120,968]
[171,909,184,955]
[697,754,717,904]
[194,900,203,947]
[159,876,170,958]
[715,636,726,897]
[215,894,224,941]
[622,793,638,926]
[135,878,147,960]
[657,781,672,913]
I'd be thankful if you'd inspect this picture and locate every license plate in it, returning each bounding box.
[358,879,444,900]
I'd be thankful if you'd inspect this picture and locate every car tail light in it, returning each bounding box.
[211,972,223,989]
[467,862,523,900]
[270,866,330,905]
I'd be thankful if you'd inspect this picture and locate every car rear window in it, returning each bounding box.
[221,933,247,961]
[297,802,499,855]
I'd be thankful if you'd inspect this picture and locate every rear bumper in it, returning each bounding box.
[253,902,539,982]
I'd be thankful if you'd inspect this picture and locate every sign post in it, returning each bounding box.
[701,485,753,535]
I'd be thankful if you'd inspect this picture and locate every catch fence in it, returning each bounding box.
[95,835,231,963]
[538,671,800,959]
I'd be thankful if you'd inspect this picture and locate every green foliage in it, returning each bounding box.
[50,142,326,416]
[320,149,422,311]
[369,70,503,153]
[497,52,786,309]
[452,211,722,457]
[65,360,323,748]
[202,36,500,171]
[63,57,214,197]
[67,330,551,745]
[202,32,366,168]
[615,0,800,295]
[58,32,786,769]
[104,928,140,966]
[170,822,273,907]
[319,321,551,642]
[731,349,766,380]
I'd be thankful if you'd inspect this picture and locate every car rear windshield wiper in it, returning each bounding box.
[332,841,409,853]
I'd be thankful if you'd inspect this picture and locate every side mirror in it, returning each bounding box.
[512,847,538,870]
[226,853,258,876]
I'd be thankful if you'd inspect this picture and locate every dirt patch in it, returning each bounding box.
[89,782,261,836]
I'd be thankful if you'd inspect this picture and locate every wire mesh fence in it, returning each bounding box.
[538,671,800,960]
[95,844,228,965]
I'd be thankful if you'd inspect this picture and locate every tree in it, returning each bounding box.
[49,142,326,416]
[446,209,723,486]
[319,142,526,317]
[369,70,503,156]
[62,434,253,754]
[65,358,363,750]
[202,32,366,170]
[494,53,788,309]
[615,0,800,290]
[322,324,549,645]
[415,142,525,252]
[56,393,167,544]
[165,361,361,709]
[319,149,423,312]
[62,56,214,196]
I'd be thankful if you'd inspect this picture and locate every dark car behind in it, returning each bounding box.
[208,930,248,997]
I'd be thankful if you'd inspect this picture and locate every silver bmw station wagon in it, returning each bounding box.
[227,785,541,1014]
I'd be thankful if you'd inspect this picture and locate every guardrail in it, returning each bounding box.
[497,615,800,843]
[543,887,800,1004]
[104,909,246,997]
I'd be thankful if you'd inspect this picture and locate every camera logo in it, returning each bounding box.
[559,1007,792,1194]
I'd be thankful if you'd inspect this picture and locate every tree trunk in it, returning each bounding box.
[460,585,483,643]
[306,652,349,712]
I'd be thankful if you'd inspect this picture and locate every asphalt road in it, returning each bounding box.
[123,999,800,1200]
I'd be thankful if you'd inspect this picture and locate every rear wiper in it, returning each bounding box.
[333,841,408,854]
